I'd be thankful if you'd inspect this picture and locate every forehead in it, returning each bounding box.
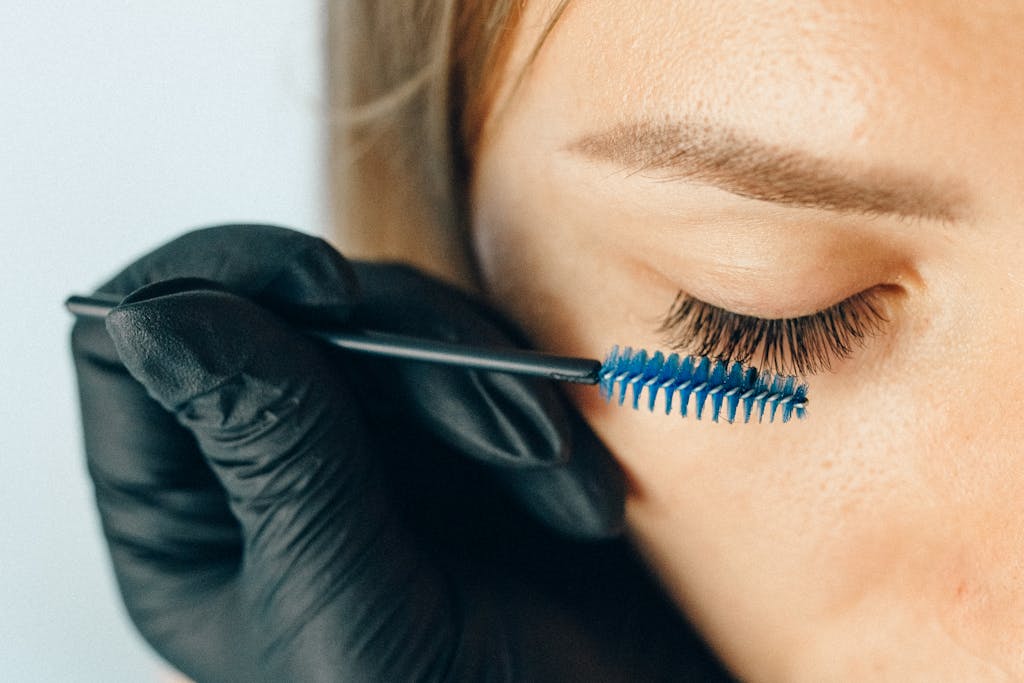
[503,1,1024,181]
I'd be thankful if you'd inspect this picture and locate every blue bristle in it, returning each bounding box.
[737,367,758,423]
[597,346,808,424]
[706,361,728,422]
[678,355,695,382]
[779,377,796,423]
[767,375,785,422]
[624,349,649,407]
[633,351,663,409]
[615,347,637,405]
[599,346,620,399]
[756,391,771,422]
[752,370,772,422]
[673,356,694,416]
[639,351,666,411]
[692,383,708,420]
[723,387,741,423]
[676,379,693,418]
[720,362,746,423]
[652,353,678,412]
[692,356,710,384]
[781,396,794,423]
[727,361,745,387]
[687,357,707,419]
[708,387,723,422]
[740,388,756,423]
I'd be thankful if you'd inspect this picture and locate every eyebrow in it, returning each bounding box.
[567,121,968,221]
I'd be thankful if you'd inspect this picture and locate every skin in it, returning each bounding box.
[469,1,1024,680]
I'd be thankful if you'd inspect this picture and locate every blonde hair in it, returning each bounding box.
[326,1,569,290]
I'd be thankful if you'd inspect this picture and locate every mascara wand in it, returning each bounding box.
[66,293,808,424]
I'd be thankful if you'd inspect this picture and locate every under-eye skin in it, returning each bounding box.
[658,288,890,376]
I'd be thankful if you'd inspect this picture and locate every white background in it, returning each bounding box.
[0,3,325,680]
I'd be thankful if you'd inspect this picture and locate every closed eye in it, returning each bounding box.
[657,288,890,376]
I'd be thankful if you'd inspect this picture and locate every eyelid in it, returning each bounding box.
[657,287,891,376]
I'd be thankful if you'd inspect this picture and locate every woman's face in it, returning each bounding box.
[470,1,1024,679]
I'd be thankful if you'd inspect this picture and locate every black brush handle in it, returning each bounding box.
[64,294,603,384]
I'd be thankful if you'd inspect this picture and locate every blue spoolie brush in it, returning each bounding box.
[65,293,808,424]
[598,346,807,423]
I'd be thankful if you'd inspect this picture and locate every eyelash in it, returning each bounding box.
[658,289,890,376]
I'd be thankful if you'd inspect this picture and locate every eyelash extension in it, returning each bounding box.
[658,289,889,376]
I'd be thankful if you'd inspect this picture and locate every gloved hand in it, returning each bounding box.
[70,225,732,682]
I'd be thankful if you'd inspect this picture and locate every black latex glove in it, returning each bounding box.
[70,225,733,682]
